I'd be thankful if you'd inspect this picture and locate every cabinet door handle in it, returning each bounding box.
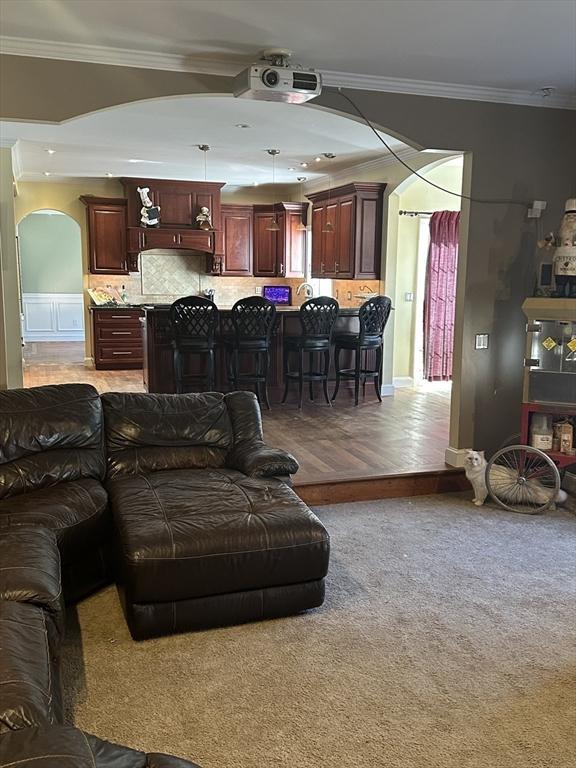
[140,233,146,248]
[111,315,130,319]
[111,331,131,335]
[174,234,179,244]
[320,262,325,274]
[279,262,285,276]
[112,351,133,355]
[335,262,339,273]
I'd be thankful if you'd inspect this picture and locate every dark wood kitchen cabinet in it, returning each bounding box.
[219,204,253,276]
[253,202,306,278]
[121,178,225,270]
[91,308,144,369]
[307,183,386,279]
[80,197,128,275]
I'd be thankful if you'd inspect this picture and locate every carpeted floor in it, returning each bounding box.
[61,494,576,768]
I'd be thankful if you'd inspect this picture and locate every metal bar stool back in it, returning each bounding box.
[227,296,277,409]
[282,296,340,409]
[333,295,392,405]
[170,296,219,393]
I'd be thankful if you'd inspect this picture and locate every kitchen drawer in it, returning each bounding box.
[95,343,143,366]
[93,309,143,325]
[97,325,142,341]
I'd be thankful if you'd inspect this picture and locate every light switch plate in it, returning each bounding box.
[404,292,414,302]
[475,334,489,350]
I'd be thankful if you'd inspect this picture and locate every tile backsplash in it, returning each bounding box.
[88,249,384,308]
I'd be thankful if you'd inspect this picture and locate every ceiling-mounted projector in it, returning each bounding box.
[233,49,322,104]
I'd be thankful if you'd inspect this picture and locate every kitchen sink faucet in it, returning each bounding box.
[296,283,314,299]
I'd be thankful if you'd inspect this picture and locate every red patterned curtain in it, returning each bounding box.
[423,211,460,381]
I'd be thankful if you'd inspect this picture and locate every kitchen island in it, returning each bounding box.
[140,304,370,399]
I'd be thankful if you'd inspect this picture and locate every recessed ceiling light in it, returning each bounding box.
[45,148,55,155]
[105,172,114,177]
[253,182,259,186]
[43,172,51,176]
[314,156,322,162]
[288,167,295,171]
[300,162,308,167]
[235,123,251,129]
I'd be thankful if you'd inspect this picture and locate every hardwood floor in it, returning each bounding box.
[22,343,455,494]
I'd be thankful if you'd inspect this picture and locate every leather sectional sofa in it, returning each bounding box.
[0,382,330,765]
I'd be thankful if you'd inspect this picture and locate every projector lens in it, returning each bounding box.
[262,69,280,88]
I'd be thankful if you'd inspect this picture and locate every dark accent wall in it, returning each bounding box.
[1,54,574,452]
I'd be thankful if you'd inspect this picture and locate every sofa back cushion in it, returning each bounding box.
[0,384,105,500]
[102,392,233,478]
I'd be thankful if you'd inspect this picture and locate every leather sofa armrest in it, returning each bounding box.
[226,441,299,478]
[0,529,62,614]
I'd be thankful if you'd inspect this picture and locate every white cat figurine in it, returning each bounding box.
[464,450,488,506]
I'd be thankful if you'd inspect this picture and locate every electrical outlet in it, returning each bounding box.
[404,292,414,302]
[254,286,262,295]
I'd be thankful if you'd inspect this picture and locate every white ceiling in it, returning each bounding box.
[1,0,575,98]
[2,97,408,185]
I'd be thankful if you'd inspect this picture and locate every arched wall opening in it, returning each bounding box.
[17,209,84,364]
[3,93,472,466]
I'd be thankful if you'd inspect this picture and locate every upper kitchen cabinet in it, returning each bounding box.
[307,183,386,279]
[80,196,128,275]
[219,205,253,276]
[253,202,306,278]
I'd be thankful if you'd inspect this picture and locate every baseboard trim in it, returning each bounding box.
[393,376,414,388]
[24,333,85,342]
[84,356,95,368]
[295,468,467,506]
[380,384,395,397]
[444,447,469,468]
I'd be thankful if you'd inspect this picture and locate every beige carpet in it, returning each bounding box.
[61,494,576,768]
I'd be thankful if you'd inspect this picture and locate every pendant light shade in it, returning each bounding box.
[266,149,281,232]
[321,153,335,233]
[296,175,308,231]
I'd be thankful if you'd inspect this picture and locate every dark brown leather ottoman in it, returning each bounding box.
[109,468,329,639]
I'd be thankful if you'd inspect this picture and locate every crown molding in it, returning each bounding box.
[1,35,574,110]
[321,70,576,110]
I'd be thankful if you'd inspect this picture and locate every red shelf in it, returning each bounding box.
[521,403,576,467]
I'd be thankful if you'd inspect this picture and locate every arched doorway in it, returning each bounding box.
[18,209,84,370]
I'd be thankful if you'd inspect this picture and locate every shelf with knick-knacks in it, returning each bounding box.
[521,297,576,468]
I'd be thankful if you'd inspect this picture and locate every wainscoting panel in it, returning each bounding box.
[22,293,84,341]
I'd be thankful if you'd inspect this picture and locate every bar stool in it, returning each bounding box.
[170,296,219,393]
[282,297,340,409]
[225,296,277,410]
[332,295,392,406]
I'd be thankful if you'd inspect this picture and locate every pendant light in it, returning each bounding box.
[197,144,214,231]
[198,144,210,181]
[266,149,281,232]
[321,152,336,233]
[296,176,308,231]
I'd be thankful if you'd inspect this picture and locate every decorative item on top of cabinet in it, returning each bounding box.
[80,197,128,275]
[307,182,386,279]
[253,202,306,278]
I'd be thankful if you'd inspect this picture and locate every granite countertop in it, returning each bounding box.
[139,304,361,315]
[89,302,361,315]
